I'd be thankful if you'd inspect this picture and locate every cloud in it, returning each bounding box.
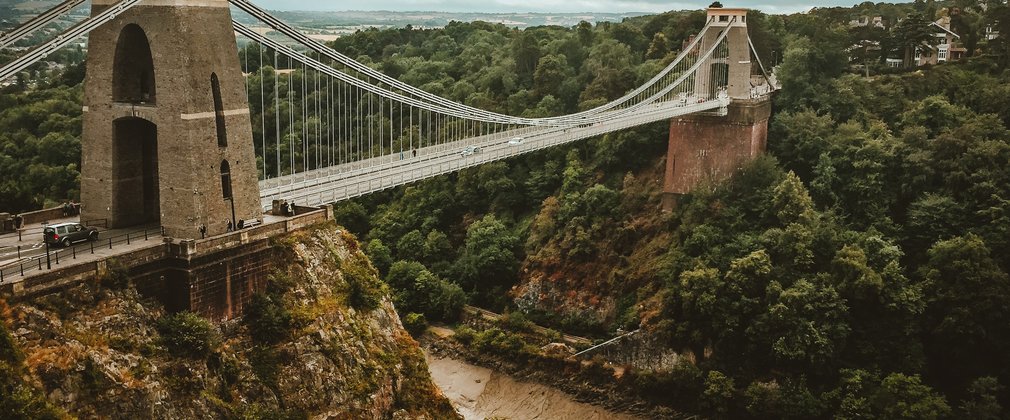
[253,0,860,14]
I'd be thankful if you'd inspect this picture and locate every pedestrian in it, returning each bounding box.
[13,214,22,230]
[199,224,207,239]
[227,220,233,232]
[61,202,69,217]
[412,149,417,158]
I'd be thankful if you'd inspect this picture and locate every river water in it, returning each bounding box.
[425,353,642,420]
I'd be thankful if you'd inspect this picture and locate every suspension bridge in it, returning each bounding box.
[0,0,776,239]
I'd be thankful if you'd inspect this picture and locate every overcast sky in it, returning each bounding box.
[254,1,864,15]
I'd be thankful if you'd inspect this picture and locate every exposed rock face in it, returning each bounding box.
[3,223,459,419]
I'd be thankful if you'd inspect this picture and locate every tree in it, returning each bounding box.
[512,30,541,84]
[958,377,1003,419]
[875,373,951,419]
[396,230,425,262]
[454,215,519,307]
[701,370,736,418]
[646,32,672,59]
[891,13,937,68]
[533,54,572,98]
[365,239,393,277]
[920,235,1010,392]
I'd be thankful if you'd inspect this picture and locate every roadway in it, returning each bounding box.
[259,98,729,210]
[0,217,158,270]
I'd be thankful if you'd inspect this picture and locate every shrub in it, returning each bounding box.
[342,253,386,311]
[0,321,22,364]
[157,311,218,359]
[403,313,428,337]
[244,293,291,344]
[454,325,476,345]
[498,310,534,333]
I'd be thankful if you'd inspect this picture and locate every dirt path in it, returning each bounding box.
[426,352,642,420]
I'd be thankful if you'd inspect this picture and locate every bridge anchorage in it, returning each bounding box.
[2,1,776,240]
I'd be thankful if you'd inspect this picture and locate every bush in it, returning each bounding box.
[454,325,476,345]
[473,327,526,358]
[157,311,218,359]
[342,253,386,311]
[244,293,291,344]
[0,321,22,365]
[498,310,535,333]
[403,313,428,337]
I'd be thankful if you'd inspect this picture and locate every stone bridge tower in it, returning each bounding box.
[80,0,261,238]
[663,4,773,210]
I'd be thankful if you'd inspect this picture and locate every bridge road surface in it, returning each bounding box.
[0,214,292,285]
[0,215,160,270]
[260,98,729,209]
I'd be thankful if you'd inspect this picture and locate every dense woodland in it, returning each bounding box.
[3,0,1010,417]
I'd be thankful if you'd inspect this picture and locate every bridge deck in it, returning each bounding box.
[259,98,729,210]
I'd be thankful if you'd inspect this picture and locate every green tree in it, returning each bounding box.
[646,32,672,59]
[891,13,937,68]
[365,239,393,277]
[454,215,519,307]
[396,230,425,262]
[920,235,1010,392]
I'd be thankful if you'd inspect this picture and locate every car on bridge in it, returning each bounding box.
[43,222,99,247]
[460,146,482,157]
[508,137,524,146]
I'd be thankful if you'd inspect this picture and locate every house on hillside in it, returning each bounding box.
[986,25,999,41]
[913,17,967,66]
[849,15,885,28]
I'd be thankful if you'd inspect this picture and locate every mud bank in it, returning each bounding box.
[426,352,642,420]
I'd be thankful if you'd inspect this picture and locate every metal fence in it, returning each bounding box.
[0,224,161,284]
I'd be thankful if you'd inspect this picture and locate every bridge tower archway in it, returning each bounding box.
[112,24,156,104]
[80,1,262,238]
[112,117,160,226]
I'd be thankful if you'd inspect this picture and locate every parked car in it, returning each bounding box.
[43,222,99,247]
[460,146,482,157]
[508,137,525,146]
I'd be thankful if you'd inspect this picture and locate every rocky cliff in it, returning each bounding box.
[0,223,459,419]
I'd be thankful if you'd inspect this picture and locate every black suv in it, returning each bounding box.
[43,223,99,247]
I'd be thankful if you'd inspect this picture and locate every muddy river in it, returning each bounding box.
[425,353,641,420]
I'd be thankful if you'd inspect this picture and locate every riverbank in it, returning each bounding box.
[426,351,641,420]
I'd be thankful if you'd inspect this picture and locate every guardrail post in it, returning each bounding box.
[91,241,94,254]
[20,262,24,276]
[127,233,130,245]
[16,246,20,259]
[38,259,42,271]
[55,249,59,265]
[108,238,112,249]
[145,229,149,241]
[73,246,76,260]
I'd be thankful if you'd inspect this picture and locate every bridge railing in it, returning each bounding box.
[0,225,162,284]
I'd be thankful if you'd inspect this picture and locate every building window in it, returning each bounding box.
[211,73,227,147]
[719,15,729,22]
[220,160,233,199]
